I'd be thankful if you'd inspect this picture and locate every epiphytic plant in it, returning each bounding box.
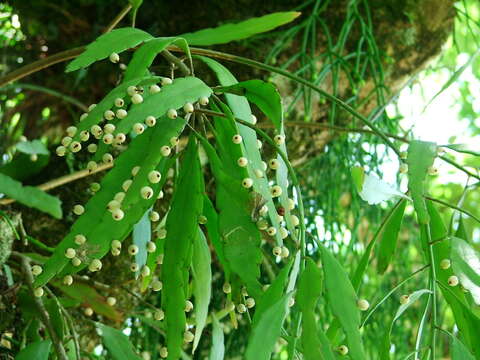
[2,2,480,360]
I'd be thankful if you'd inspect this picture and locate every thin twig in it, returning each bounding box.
[13,252,68,360]
[104,4,132,33]
[0,162,112,205]
[426,196,480,224]
[161,50,191,76]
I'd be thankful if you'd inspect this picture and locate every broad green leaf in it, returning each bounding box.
[191,228,212,353]
[0,173,62,218]
[15,340,51,360]
[451,237,480,305]
[380,289,431,360]
[218,79,283,130]
[34,118,186,287]
[114,76,212,134]
[451,333,476,360]
[352,167,409,205]
[16,139,49,155]
[407,140,437,224]
[199,57,286,246]
[67,28,153,72]
[377,199,407,274]
[123,37,191,82]
[297,258,335,360]
[245,292,293,360]
[209,315,225,360]
[133,209,151,278]
[52,281,122,321]
[320,245,365,360]
[97,323,142,360]
[181,12,300,46]
[162,138,203,360]
[443,144,480,157]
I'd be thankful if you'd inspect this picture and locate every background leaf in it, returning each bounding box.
[180,12,300,46]
[16,139,49,155]
[377,199,407,274]
[15,340,51,360]
[98,323,142,360]
[451,236,480,305]
[209,315,225,360]
[0,173,62,218]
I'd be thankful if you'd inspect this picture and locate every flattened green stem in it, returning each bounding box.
[186,47,401,157]
[196,108,306,262]
[423,224,437,360]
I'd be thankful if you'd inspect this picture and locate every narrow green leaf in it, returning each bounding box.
[377,199,407,274]
[34,118,186,287]
[133,209,151,278]
[351,166,365,193]
[191,228,212,353]
[245,292,293,360]
[202,194,230,277]
[209,315,225,360]
[320,245,365,360]
[181,12,300,46]
[128,0,143,10]
[123,37,191,82]
[218,79,283,130]
[16,139,49,155]
[451,237,480,305]
[0,173,62,218]
[451,333,476,360]
[199,57,286,247]
[162,138,203,360]
[44,298,64,340]
[380,289,431,360]
[253,261,292,324]
[97,323,142,360]
[407,140,437,224]
[297,258,335,360]
[66,28,153,72]
[455,215,469,241]
[15,340,51,360]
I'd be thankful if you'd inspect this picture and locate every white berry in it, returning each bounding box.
[237,157,248,167]
[141,186,154,199]
[114,98,124,107]
[131,93,143,104]
[73,204,84,215]
[112,208,124,221]
[440,259,451,270]
[274,134,285,145]
[161,146,171,157]
[145,116,156,127]
[149,84,161,94]
[199,96,209,106]
[232,134,242,144]
[167,109,177,119]
[270,185,282,197]
[65,248,76,259]
[357,299,370,311]
[106,297,116,306]
[89,259,102,272]
[133,123,145,134]
[448,275,459,286]
[104,110,115,120]
[242,178,253,188]
[116,109,128,119]
[31,265,43,276]
[63,275,73,286]
[400,294,410,305]
[74,234,87,245]
[183,102,194,113]
[109,52,120,63]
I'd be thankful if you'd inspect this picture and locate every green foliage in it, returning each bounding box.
[0,173,62,218]
[66,28,153,72]
[407,140,437,224]
[377,199,407,274]
[320,245,365,359]
[162,138,203,359]
[451,236,480,305]
[181,12,300,46]
[15,340,51,360]
[98,323,142,360]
